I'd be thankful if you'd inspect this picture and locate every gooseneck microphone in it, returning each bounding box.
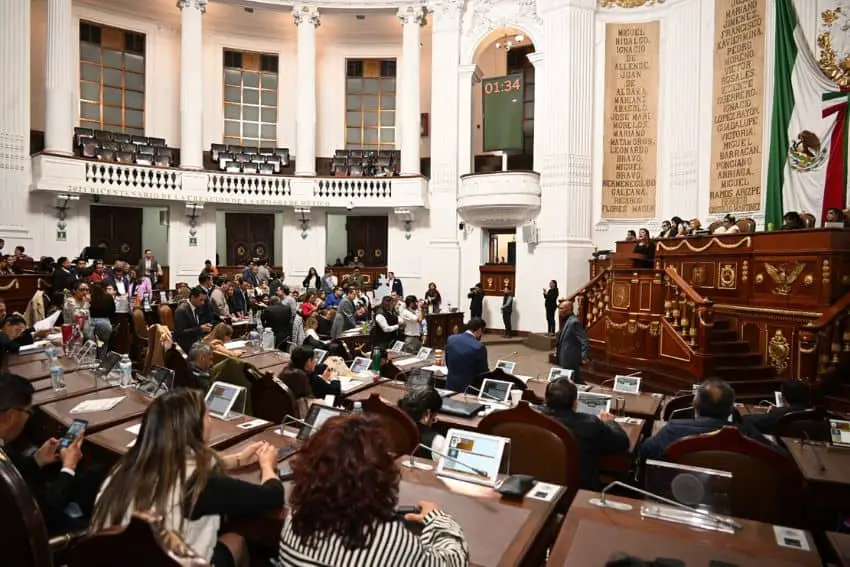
[589,480,742,531]
[401,443,488,478]
[280,415,313,436]
[802,431,827,472]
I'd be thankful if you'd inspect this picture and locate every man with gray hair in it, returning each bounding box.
[556,299,589,384]
[188,341,214,390]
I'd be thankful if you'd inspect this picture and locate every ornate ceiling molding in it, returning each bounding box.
[818,2,850,87]
[597,0,664,8]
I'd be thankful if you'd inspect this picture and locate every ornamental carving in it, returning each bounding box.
[764,262,806,296]
[718,264,736,289]
[293,5,321,27]
[818,2,850,87]
[398,5,427,26]
[598,0,665,7]
[768,330,791,373]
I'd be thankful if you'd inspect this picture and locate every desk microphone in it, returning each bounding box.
[463,385,503,403]
[802,431,827,472]
[667,406,695,420]
[401,443,488,478]
[589,480,742,531]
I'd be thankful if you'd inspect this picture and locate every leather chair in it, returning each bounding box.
[157,304,174,330]
[361,392,420,455]
[774,407,829,442]
[478,402,581,504]
[472,367,528,392]
[70,511,210,567]
[246,367,299,423]
[664,426,805,527]
[707,220,722,233]
[800,212,816,228]
[736,218,756,233]
[142,325,168,376]
[131,308,149,363]
[661,394,695,421]
[164,344,199,389]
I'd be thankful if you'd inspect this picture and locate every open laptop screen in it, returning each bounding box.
[480,379,512,403]
[830,419,850,448]
[204,381,242,418]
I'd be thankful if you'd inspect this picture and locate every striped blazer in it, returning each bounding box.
[279,510,468,567]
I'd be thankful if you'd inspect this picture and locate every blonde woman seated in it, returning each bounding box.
[685,218,702,236]
[90,389,284,567]
[203,323,242,357]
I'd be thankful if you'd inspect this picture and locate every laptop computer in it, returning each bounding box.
[204,381,246,421]
[829,419,850,448]
[313,348,328,366]
[405,368,454,397]
[296,403,350,441]
[479,378,513,404]
[439,398,485,418]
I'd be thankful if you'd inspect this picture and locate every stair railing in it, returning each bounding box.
[798,289,850,381]
[662,266,714,351]
[567,268,611,329]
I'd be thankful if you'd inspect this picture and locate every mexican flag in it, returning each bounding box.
[765,0,849,228]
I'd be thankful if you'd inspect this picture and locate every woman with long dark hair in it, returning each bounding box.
[90,389,284,567]
[280,414,468,565]
[424,282,442,314]
[302,267,321,291]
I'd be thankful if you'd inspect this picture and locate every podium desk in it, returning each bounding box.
[12,356,83,382]
[425,311,464,349]
[38,388,151,433]
[548,490,821,566]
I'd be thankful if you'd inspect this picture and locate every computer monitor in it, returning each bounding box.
[829,419,850,448]
[313,348,328,365]
[479,378,512,404]
[297,404,349,441]
[436,428,509,487]
[204,381,245,420]
[349,356,371,374]
[613,374,641,395]
[495,360,517,375]
[644,459,732,516]
[576,391,612,417]
[547,368,574,382]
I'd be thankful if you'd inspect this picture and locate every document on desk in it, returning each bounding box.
[338,378,364,393]
[422,365,448,375]
[393,357,421,368]
[18,341,49,354]
[237,418,270,430]
[34,310,61,332]
[224,340,248,349]
[125,423,141,435]
[527,481,560,502]
[69,396,126,414]
[773,526,810,551]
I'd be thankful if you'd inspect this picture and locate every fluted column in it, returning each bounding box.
[457,64,482,176]
[44,0,74,154]
[178,0,206,169]
[397,6,426,175]
[293,5,319,176]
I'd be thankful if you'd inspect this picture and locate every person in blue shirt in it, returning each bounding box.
[323,286,342,309]
[640,379,777,460]
[445,318,489,393]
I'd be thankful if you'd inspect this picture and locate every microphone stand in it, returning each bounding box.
[589,480,742,532]
[401,443,489,478]
[280,415,313,437]
[801,431,827,472]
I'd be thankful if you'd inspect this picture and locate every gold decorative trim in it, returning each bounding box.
[818,8,850,87]
[713,304,821,319]
[37,278,52,290]
[0,279,19,291]
[764,262,806,296]
[656,237,751,253]
[768,329,791,373]
[599,0,665,7]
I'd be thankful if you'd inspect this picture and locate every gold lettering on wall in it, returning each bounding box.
[709,0,766,213]
[601,22,660,219]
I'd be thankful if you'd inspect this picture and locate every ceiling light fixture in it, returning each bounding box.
[494,31,525,52]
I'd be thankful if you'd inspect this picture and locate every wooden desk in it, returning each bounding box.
[239,350,290,371]
[425,311,464,349]
[11,356,83,382]
[6,351,51,366]
[31,373,114,405]
[345,381,409,405]
[335,327,371,356]
[547,490,821,566]
[588,386,665,420]
[828,532,850,567]
[598,418,645,475]
[225,427,299,484]
[38,389,151,433]
[782,437,850,485]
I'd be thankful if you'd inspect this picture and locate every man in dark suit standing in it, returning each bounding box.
[230,280,251,316]
[556,299,589,383]
[173,287,213,353]
[52,256,77,302]
[467,283,484,320]
[445,318,489,392]
[743,379,813,434]
[330,288,358,339]
[135,249,162,288]
[386,271,404,297]
[261,296,293,349]
[539,379,629,489]
[640,379,779,459]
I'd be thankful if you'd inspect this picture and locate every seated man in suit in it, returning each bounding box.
[539,378,630,490]
[173,286,213,353]
[640,379,776,459]
[445,317,489,393]
[188,341,214,390]
[261,296,293,349]
[743,379,813,435]
[0,373,101,534]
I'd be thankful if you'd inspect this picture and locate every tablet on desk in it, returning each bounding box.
[348,356,371,374]
[576,391,612,417]
[296,404,349,441]
[94,351,122,376]
[416,347,433,360]
[204,381,245,420]
[479,378,513,404]
[390,341,405,353]
[436,429,508,487]
[612,375,641,395]
[547,368,574,382]
[495,360,517,375]
[313,348,328,365]
[829,419,850,448]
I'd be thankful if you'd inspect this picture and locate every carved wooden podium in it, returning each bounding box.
[425,311,464,349]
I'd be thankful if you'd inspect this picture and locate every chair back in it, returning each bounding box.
[0,449,52,567]
[478,402,581,503]
[774,407,829,441]
[708,220,722,233]
[70,511,210,567]
[246,367,299,423]
[662,394,695,421]
[164,345,198,389]
[800,212,816,228]
[472,367,528,391]
[157,304,174,330]
[142,325,168,376]
[361,392,420,455]
[131,308,148,342]
[736,218,756,233]
[663,426,805,527]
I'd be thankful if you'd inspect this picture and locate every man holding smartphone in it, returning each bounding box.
[0,373,95,533]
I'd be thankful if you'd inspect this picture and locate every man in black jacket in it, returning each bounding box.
[556,299,589,383]
[52,256,77,304]
[539,379,629,489]
[0,373,93,534]
[173,287,213,353]
[467,282,484,320]
[743,379,813,435]
[261,296,293,349]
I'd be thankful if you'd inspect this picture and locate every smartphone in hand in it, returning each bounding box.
[60,419,88,449]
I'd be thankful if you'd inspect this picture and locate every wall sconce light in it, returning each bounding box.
[295,207,312,239]
[186,203,203,247]
[394,208,414,240]
[54,194,80,241]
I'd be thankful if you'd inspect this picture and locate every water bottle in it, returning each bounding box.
[45,343,58,365]
[353,401,363,414]
[50,365,65,391]
[262,327,275,350]
[370,348,382,373]
[421,319,428,337]
[255,320,265,351]
[119,354,133,388]
[249,330,260,351]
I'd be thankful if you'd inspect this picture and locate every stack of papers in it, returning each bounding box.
[224,340,248,349]
[69,396,126,414]
[34,311,61,332]
[422,365,448,375]
[125,423,142,435]
[394,357,421,368]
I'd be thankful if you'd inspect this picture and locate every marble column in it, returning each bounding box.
[398,6,426,175]
[293,5,320,176]
[44,0,74,155]
[177,0,206,170]
[457,64,482,176]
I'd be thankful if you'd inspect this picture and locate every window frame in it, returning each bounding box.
[344,58,397,151]
[222,48,279,148]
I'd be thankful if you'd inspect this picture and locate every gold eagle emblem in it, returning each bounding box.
[764,262,806,296]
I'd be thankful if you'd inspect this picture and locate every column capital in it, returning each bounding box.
[293,5,320,28]
[176,0,207,13]
[458,64,483,83]
[397,5,427,26]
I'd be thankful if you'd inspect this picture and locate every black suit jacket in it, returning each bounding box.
[742,405,809,435]
[52,268,76,299]
[261,303,293,347]
[539,406,630,490]
[389,278,404,297]
[173,302,212,353]
[2,447,75,529]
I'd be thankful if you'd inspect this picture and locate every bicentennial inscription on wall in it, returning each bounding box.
[601,22,660,219]
[710,0,766,213]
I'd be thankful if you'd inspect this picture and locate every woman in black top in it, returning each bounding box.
[543,280,559,336]
[88,283,116,358]
[398,389,446,461]
[632,228,655,269]
[302,267,322,291]
[90,389,284,567]
[284,346,342,400]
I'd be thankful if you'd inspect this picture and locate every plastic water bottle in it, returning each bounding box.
[49,365,65,391]
[119,354,133,388]
[262,327,275,350]
[421,319,428,337]
[255,320,265,351]
[45,344,58,365]
[353,401,363,414]
[249,329,260,351]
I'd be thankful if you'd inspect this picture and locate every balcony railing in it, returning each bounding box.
[457,170,541,228]
[31,153,428,208]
